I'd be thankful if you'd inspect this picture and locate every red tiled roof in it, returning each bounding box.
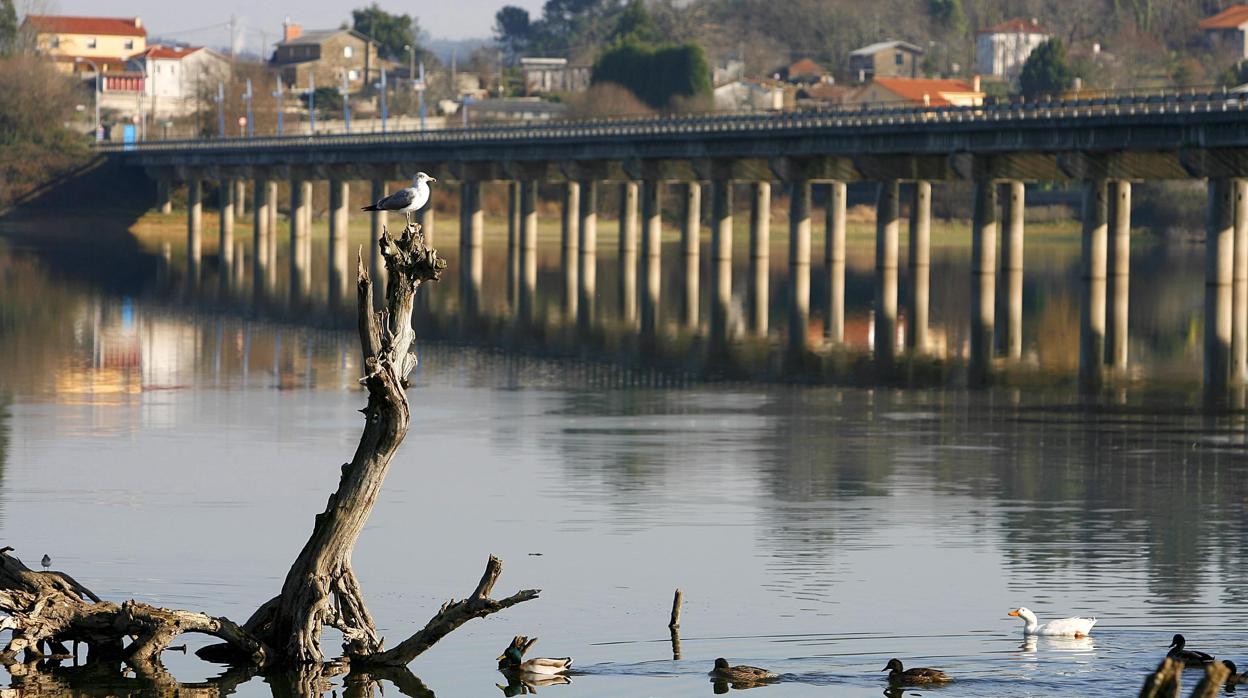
[51,55,130,70]
[872,77,980,105]
[1199,5,1248,29]
[24,15,146,37]
[980,18,1047,35]
[139,45,201,60]
[787,58,826,77]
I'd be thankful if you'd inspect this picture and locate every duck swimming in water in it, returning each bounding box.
[1167,634,1214,666]
[882,658,953,685]
[496,636,572,676]
[708,658,778,682]
[1007,607,1097,637]
[1224,660,1248,685]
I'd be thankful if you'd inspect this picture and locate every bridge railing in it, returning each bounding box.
[95,89,1248,153]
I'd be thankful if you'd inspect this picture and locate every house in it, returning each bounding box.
[520,57,590,94]
[22,15,147,75]
[713,79,785,111]
[1199,5,1248,59]
[848,41,924,82]
[779,58,827,84]
[976,18,1049,79]
[270,22,380,92]
[852,77,983,108]
[464,97,570,123]
[796,83,854,107]
[134,45,232,116]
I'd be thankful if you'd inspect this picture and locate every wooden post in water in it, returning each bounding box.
[749,182,771,336]
[669,588,683,661]
[827,181,847,345]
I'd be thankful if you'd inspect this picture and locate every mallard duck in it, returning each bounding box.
[1167,634,1214,666]
[1224,660,1248,685]
[709,658,778,682]
[496,636,572,676]
[496,673,571,696]
[882,658,952,685]
[1007,607,1097,637]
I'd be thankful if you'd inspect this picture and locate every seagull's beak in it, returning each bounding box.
[427,176,437,183]
[1007,610,1020,617]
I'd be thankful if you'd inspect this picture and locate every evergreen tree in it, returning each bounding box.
[351,3,420,61]
[592,40,710,109]
[0,0,16,57]
[494,6,532,62]
[1019,38,1074,99]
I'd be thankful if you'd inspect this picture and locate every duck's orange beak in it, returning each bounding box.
[1007,609,1020,617]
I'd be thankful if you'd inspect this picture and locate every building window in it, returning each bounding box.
[49,36,60,48]
[343,45,353,58]
[124,39,134,50]
[87,37,97,48]
[895,53,904,65]
[347,69,359,81]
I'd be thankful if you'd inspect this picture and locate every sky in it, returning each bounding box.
[39,0,546,48]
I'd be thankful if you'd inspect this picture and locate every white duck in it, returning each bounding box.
[1008,607,1097,637]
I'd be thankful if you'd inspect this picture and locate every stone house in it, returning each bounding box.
[270,23,379,93]
[848,40,924,82]
[1199,5,1248,59]
[520,57,591,94]
[976,18,1049,80]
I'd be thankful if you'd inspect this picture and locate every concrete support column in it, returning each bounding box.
[252,176,270,295]
[266,180,278,266]
[187,179,202,279]
[507,181,520,308]
[234,178,247,220]
[578,180,598,329]
[748,182,770,335]
[290,178,309,300]
[369,179,387,294]
[459,180,483,318]
[416,205,434,244]
[1079,179,1109,391]
[300,180,313,283]
[157,179,172,214]
[1206,178,1235,391]
[328,179,350,307]
[789,180,812,352]
[562,180,581,319]
[1107,180,1131,370]
[219,179,235,273]
[641,179,661,333]
[970,181,998,386]
[619,181,639,325]
[1234,179,1248,384]
[681,182,701,328]
[711,180,734,343]
[826,181,846,344]
[1001,181,1025,360]
[874,180,900,363]
[520,180,538,320]
[907,181,932,353]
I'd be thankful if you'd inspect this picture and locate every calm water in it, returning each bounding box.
[1,208,1246,697]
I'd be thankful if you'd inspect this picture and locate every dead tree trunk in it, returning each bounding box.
[2,223,540,669]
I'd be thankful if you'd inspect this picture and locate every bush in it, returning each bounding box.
[591,40,711,111]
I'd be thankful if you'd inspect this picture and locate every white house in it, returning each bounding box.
[134,45,231,116]
[1199,5,1248,59]
[713,79,784,112]
[976,18,1049,80]
[520,57,590,94]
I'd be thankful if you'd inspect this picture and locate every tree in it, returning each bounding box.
[610,0,661,44]
[351,3,419,60]
[0,0,16,57]
[592,40,711,110]
[494,5,532,63]
[1018,38,1073,100]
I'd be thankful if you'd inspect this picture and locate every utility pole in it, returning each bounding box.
[228,14,238,58]
[339,70,351,133]
[273,75,284,136]
[417,61,426,131]
[308,72,316,135]
[215,81,225,138]
[243,78,254,137]
[375,67,388,133]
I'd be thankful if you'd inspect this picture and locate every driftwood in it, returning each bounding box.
[1139,657,1232,698]
[0,223,539,670]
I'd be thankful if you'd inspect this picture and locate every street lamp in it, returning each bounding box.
[374,67,388,133]
[75,57,102,141]
[273,75,285,136]
[339,70,351,133]
[243,78,254,138]
[214,81,225,138]
[308,73,316,135]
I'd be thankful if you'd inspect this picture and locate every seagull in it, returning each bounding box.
[41,554,51,570]
[361,172,436,227]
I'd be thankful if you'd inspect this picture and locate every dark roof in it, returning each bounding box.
[276,28,367,47]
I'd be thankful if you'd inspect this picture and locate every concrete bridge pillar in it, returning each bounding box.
[266,180,279,267]
[234,179,247,221]
[290,178,310,301]
[187,178,202,279]
[1107,180,1131,370]
[252,176,270,297]
[415,203,434,243]
[1206,177,1235,391]
[619,181,639,325]
[328,179,350,308]
[520,180,538,320]
[562,180,581,320]
[826,181,847,345]
[157,179,172,214]
[578,180,598,330]
[219,178,235,274]
[969,180,998,386]
[789,179,812,353]
[507,181,520,308]
[641,179,661,334]
[907,181,932,353]
[710,180,734,344]
[1234,180,1248,384]
[681,182,701,328]
[369,179,387,294]
[748,182,771,336]
[875,180,900,364]
[1001,181,1025,361]
[1079,179,1109,391]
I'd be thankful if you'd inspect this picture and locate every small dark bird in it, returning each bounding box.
[1167,634,1215,666]
[883,658,953,685]
[1223,660,1248,685]
[40,554,51,570]
[708,657,778,682]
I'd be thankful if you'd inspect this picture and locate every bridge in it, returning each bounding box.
[102,91,1248,394]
